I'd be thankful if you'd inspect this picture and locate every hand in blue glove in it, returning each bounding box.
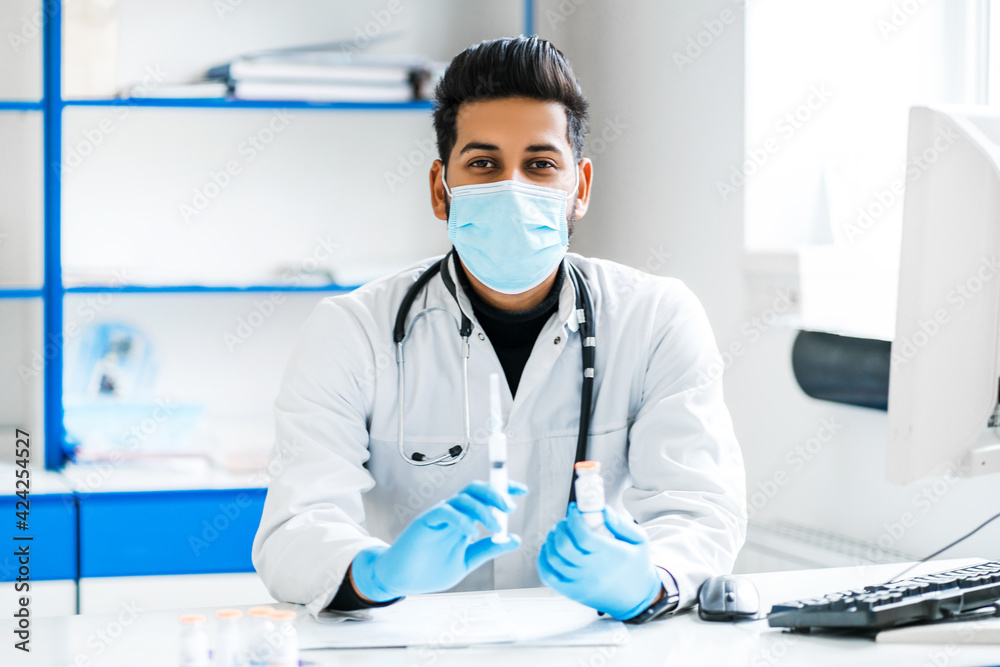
[351,480,527,602]
[537,502,662,620]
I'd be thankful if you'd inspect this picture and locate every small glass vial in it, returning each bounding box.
[574,461,611,535]
[245,606,277,667]
[214,608,245,667]
[267,609,299,667]
[178,613,210,667]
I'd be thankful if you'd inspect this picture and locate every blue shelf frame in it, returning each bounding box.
[65,98,434,111]
[42,0,64,470]
[32,0,535,470]
[0,101,43,111]
[0,288,44,299]
[64,284,359,294]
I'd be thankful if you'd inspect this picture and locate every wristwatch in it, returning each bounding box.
[623,567,680,625]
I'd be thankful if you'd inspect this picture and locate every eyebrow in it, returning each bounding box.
[457,141,564,155]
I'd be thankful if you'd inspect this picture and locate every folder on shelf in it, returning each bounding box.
[232,79,414,103]
[205,40,444,103]
[127,80,229,99]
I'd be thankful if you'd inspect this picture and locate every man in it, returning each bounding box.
[252,35,746,624]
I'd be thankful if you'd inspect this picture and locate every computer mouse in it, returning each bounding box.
[698,574,761,622]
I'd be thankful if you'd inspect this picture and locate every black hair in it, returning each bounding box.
[432,35,589,166]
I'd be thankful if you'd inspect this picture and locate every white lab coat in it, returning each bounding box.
[251,251,747,617]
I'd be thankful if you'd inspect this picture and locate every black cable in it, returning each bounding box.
[885,510,1000,583]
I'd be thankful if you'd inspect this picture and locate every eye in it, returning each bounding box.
[529,160,556,169]
[469,158,496,168]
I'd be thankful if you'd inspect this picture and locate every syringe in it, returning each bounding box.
[488,373,510,543]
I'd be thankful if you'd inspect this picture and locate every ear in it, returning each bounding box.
[571,158,593,219]
[430,159,449,221]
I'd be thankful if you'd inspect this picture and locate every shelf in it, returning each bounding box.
[63,98,434,111]
[0,287,44,299]
[0,101,42,111]
[63,283,359,294]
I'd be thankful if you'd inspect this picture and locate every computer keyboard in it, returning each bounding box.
[767,561,1000,632]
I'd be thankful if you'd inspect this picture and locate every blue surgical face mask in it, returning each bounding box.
[442,166,578,295]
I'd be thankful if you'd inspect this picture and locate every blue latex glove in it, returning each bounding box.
[537,502,662,620]
[351,480,527,602]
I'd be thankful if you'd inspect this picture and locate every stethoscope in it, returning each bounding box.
[392,249,597,486]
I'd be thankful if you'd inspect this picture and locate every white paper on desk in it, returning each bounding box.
[297,593,627,650]
[494,596,630,647]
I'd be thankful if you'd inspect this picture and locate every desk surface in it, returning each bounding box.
[5,560,1000,666]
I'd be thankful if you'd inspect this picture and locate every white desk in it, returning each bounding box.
[5,560,1000,666]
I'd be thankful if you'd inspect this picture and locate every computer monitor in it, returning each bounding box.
[886,105,1000,485]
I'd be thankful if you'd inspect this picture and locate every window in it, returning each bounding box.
[744,0,989,339]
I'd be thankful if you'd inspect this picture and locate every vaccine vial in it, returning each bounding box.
[178,613,210,667]
[267,610,299,667]
[245,606,277,667]
[574,461,610,534]
[488,373,510,543]
[214,608,245,667]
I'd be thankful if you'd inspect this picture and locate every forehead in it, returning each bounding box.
[453,97,570,150]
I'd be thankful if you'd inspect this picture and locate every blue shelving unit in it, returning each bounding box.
[64,284,360,294]
[0,0,539,614]
[28,0,535,470]
[64,98,434,111]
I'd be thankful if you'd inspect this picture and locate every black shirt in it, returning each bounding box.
[454,258,565,397]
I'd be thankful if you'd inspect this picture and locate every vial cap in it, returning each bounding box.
[247,606,276,617]
[178,614,206,624]
[215,608,243,619]
[270,610,298,621]
[574,461,601,471]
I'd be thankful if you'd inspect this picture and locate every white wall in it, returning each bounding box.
[540,0,1000,565]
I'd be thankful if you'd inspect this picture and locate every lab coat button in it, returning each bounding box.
[478,332,486,341]
[554,336,561,344]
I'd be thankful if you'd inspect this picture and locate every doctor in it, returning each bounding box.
[252,35,746,624]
